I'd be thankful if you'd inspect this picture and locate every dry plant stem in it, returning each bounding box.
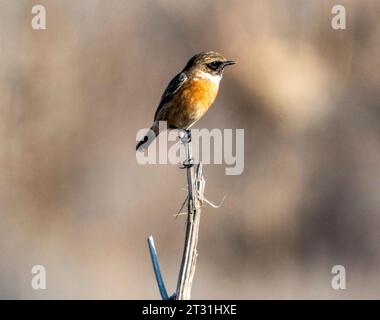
[147,235,170,300]
[176,130,203,300]
[147,130,204,300]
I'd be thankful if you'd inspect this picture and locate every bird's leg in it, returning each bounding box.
[179,129,192,144]
[180,129,193,169]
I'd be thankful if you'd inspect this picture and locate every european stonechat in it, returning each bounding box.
[136,51,236,151]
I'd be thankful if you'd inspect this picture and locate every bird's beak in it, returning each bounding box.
[223,60,236,66]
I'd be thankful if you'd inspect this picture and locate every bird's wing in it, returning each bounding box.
[154,72,188,121]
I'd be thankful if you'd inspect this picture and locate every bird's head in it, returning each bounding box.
[183,51,236,82]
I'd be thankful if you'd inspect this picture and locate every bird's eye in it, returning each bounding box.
[207,61,222,70]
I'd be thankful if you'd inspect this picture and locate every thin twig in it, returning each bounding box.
[175,195,188,219]
[147,235,170,300]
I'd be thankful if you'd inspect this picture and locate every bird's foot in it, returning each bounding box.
[180,158,194,169]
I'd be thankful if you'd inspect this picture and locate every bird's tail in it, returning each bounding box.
[136,123,159,151]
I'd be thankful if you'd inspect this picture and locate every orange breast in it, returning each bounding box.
[183,79,218,107]
[179,79,219,118]
[159,78,219,129]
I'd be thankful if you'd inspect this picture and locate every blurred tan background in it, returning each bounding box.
[1,0,380,299]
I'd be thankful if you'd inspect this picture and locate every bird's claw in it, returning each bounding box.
[180,158,194,169]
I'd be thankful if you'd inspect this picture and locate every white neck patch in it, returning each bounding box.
[195,71,222,84]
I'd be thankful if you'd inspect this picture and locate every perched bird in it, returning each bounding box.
[136,51,236,151]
